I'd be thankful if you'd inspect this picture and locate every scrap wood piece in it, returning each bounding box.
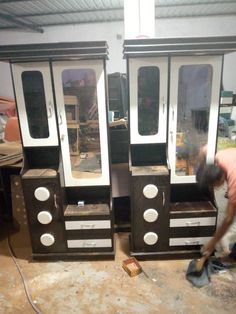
[0,142,23,166]
[0,154,23,166]
[122,257,142,277]
[0,142,22,155]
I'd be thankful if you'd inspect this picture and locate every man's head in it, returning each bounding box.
[196,163,225,191]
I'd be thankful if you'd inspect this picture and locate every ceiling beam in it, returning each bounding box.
[3,7,123,18]
[156,11,236,19]
[0,12,44,33]
[0,17,124,31]
[0,0,234,5]
[0,0,234,4]
[6,8,236,21]
[156,0,236,8]
[0,0,39,3]
[1,9,236,32]
[1,1,235,19]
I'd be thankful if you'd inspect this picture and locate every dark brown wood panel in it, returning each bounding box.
[22,175,67,253]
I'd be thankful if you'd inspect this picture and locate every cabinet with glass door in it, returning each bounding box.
[124,36,236,259]
[129,57,168,144]
[0,42,114,260]
[11,62,58,147]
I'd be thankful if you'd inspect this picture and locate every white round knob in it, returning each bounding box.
[143,184,158,199]
[143,232,158,245]
[40,233,55,246]
[37,211,52,224]
[34,187,50,201]
[143,208,159,222]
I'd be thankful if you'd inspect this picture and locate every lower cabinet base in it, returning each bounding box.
[130,249,201,260]
[32,250,115,261]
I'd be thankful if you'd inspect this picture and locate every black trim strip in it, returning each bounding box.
[123,36,236,57]
[0,41,109,61]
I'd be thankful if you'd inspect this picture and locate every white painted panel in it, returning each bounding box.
[124,0,155,38]
[67,239,112,248]
[170,217,216,227]
[52,59,110,187]
[11,62,58,147]
[169,237,211,246]
[129,57,168,144]
[65,220,111,230]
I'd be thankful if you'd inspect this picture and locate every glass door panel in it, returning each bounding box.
[138,66,159,136]
[169,56,223,184]
[61,68,101,179]
[175,64,212,176]
[129,57,168,144]
[11,62,58,147]
[53,60,109,187]
[22,71,49,139]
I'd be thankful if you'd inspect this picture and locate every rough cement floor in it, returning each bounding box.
[1,178,236,314]
[1,227,236,314]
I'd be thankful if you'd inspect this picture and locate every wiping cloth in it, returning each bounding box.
[186,257,228,288]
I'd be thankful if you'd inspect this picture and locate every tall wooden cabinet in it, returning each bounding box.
[0,42,114,260]
[124,36,236,259]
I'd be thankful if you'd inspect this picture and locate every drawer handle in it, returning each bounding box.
[59,113,63,125]
[185,221,200,226]
[185,240,200,245]
[162,192,165,206]
[54,194,58,209]
[83,242,96,247]
[81,224,95,229]
[48,101,53,118]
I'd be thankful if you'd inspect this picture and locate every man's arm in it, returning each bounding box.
[202,202,236,256]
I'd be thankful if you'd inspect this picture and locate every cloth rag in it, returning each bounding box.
[186,257,228,288]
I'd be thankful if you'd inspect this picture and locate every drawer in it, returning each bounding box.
[170,217,216,227]
[67,238,112,248]
[65,220,111,230]
[169,237,211,246]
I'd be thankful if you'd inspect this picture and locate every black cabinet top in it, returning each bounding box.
[0,41,108,62]
[123,36,236,57]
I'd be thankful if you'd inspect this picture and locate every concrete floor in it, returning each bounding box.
[1,179,236,314]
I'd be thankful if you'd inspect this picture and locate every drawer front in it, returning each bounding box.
[67,239,112,248]
[169,237,211,246]
[170,217,216,228]
[65,220,111,230]
[22,176,67,253]
[131,176,170,252]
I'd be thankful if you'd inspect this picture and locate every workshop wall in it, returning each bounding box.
[0,15,236,97]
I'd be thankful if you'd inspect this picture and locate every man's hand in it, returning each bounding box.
[201,238,217,257]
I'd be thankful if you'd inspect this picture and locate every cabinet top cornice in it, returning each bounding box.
[0,41,109,62]
[123,35,236,57]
